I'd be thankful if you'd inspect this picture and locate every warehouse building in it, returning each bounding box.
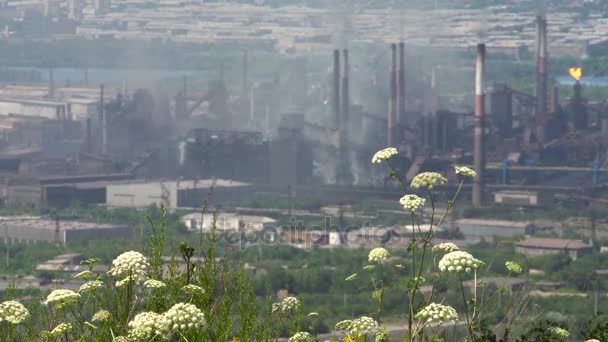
[0,216,132,245]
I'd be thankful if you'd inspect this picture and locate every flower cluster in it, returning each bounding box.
[432,242,460,254]
[128,311,168,341]
[73,270,94,280]
[335,319,352,331]
[182,284,204,295]
[548,327,569,338]
[0,300,29,324]
[438,251,483,273]
[108,251,150,284]
[415,303,458,323]
[368,247,390,263]
[92,310,111,323]
[371,147,398,164]
[44,289,81,308]
[162,303,206,333]
[144,279,167,289]
[410,172,447,190]
[399,194,426,212]
[113,337,129,342]
[505,261,523,274]
[288,332,313,342]
[454,166,477,178]
[79,280,103,294]
[349,316,379,336]
[50,323,72,337]
[272,296,301,314]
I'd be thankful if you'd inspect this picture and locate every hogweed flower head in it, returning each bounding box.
[128,311,168,341]
[144,279,167,289]
[44,289,81,308]
[288,332,313,342]
[73,270,94,280]
[372,147,398,164]
[505,261,523,274]
[181,284,205,296]
[399,194,425,212]
[415,303,458,323]
[438,251,483,273]
[432,242,460,254]
[50,323,72,337]
[345,273,358,281]
[0,300,29,324]
[349,316,379,336]
[113,337,129,342]
[278,296,301,314]
[335,319,353,331]
[79,280,103,294]
[92,309,111,323]
[585,339,601,342]
[410,172,447,190]
[368,247,390,263]
[455,166,477,178]
[163,303,206,333]
[548,327,569,338]
[108,251,149,284]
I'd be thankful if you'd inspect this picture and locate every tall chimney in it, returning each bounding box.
[100,84,107,155]
[387,43,397,147]
[535,16,548,141]
[398,42,406,126]
[48,67,55,99]
[242,50,248,98]
[86,118,92,154]
[333,49,341,131]
[473,44,486,208]
[341,49,349,137]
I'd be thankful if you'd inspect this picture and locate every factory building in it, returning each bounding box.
[0,216,132,245]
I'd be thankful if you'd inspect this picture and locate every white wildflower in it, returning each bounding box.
[349,316,378,336]
[73,270,94,280]
[279,296,301,313]
[79,280,103,294]
[162,303,206,333]
[455,166,477,178]
[44,289,81,308]
[372,147,398,164]
[92,309,111,322]
[335,319,353,331]
[50,323,72,337]
[548,327,569,338]
[368,247,390,263]
[410,172,447,190]
[0,300,29,324]
[113,336,130,342]
[288,331,313,342]
[128,312,168,341]
[505,261,523,274]
[181,284,204,295]
[432,243,460,254]
[585,339,601,342]
[144,279,167,289]
[415,303,458,323]
[399,194,426,212]
[438,251,483,273]
[345,273,358,281]
[108,251,149,284]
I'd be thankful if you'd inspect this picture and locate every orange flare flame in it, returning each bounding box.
[569,67,582,81]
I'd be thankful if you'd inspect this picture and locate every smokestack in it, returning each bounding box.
[86,118,92,154]
[48,67,54,99]
[549,85,559,113]
[397,42,406,126]
[100,84,107,155]
[387,43,397,147]
[535,16,548,140]
[473,44,486,208]
[333,49,341,131]
[341,49,349,136]
[242,50,248,98]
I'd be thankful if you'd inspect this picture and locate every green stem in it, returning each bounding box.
[459,273,475,341]
[386,159,407,193]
